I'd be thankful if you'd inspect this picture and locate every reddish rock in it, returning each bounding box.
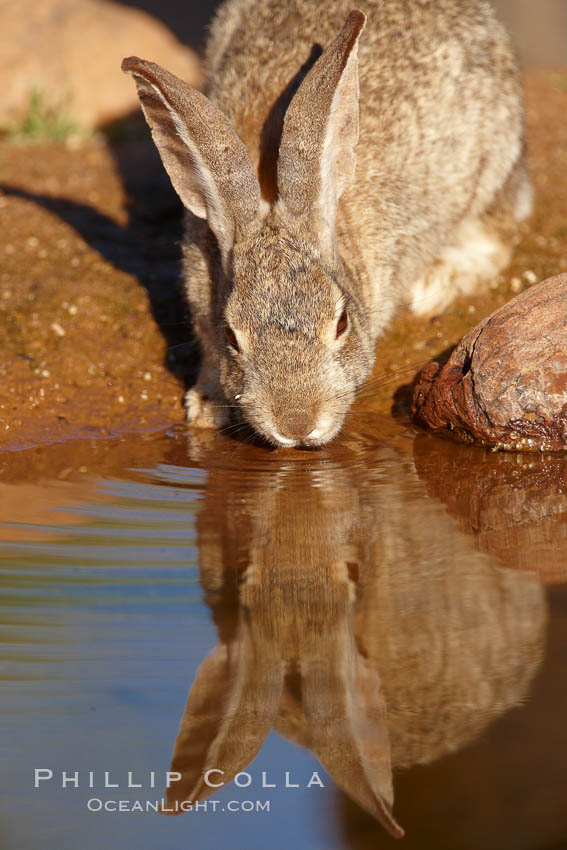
[411,274,567,452]
[0,0,202,130]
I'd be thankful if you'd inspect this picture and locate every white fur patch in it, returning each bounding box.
[271,431,297,447]
[513,177,534,222]
[408,218,512,316]
[185,388,230,428]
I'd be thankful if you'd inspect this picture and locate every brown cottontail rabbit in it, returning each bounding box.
[123,1,531,447]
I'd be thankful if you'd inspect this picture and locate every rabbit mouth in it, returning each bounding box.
[269,418,340,449]
[235,394,345,449]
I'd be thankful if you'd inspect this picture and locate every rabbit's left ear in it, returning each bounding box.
[277,10,365,259]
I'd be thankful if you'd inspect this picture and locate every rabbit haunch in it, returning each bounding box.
[123,0,531,447]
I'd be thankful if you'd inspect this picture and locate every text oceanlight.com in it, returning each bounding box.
[86,798,271,813]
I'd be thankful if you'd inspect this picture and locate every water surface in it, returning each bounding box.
[1,426,566,849]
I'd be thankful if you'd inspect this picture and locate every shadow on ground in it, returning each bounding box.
[1,113,200,389]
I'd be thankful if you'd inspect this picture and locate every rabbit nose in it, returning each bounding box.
[279,413,317,441]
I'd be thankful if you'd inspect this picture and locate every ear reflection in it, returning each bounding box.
[165,436,546,838]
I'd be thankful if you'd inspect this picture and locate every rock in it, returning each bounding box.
[411,274,567,452]
[0,0,202,130]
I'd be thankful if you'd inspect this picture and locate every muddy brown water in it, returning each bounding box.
[1,41,567,850]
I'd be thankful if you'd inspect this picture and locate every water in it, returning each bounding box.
[1,426,566,850]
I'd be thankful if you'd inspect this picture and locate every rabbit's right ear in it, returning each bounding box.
[122,58,261,264]
[164,638,284,811]
[277,10,365,260]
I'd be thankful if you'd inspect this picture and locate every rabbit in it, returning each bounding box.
[159,434,545,836]
[122,0,532,447]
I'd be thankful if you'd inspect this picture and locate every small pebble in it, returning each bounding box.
[51,322,65,337]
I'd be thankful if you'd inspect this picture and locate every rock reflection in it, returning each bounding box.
[413,433,567,582]
[165,434,546,837]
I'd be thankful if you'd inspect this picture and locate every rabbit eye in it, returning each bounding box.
[224,325,240,352]
[336,308,348,338]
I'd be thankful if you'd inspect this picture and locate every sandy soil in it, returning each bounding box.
[0,70,566,453]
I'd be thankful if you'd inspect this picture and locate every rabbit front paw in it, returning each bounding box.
[185,387,230,429]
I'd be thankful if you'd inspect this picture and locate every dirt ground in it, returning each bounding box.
[0,70,566,453]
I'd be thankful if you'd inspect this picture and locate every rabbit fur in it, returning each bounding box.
[123,0,532,447]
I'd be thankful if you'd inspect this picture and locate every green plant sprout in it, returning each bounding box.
[2,88,77,143]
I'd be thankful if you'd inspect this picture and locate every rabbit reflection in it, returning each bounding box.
[165,441,545,838]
